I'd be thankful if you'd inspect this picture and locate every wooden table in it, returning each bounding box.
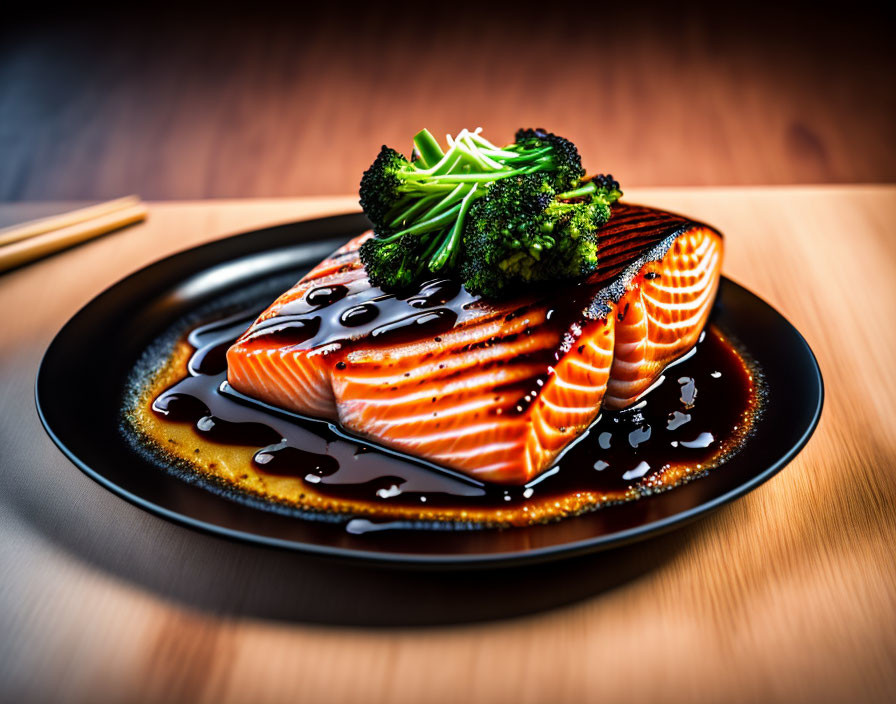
[1,188,894,703]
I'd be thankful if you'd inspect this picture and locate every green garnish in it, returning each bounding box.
[358,128,621,296]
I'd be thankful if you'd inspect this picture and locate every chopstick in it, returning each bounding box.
[0,195,143,247]
[0,197,148,274]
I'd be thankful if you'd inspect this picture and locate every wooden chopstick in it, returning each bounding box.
[0,195,143,247]
[0,201,148,274]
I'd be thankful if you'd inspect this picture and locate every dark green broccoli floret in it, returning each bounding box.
[459,173,622,298]
[358,146,413,234]
[357,127,620,295]
[512,128,585,192]
[359,233,433,290]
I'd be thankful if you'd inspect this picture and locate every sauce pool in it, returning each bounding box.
[147,309,759,522]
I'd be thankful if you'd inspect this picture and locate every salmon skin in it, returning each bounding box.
[226,204,723,485]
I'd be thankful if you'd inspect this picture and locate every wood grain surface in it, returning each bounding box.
[2,4,894,202]
[1,188,894,704]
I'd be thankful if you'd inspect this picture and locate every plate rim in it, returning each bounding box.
[34,213,824,568]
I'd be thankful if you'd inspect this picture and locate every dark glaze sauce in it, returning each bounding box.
[241,277,479,350]
[152,309,757,514]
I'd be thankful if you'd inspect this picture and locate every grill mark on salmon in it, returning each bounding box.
[226,203,723,484]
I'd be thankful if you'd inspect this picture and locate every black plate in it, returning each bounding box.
[36,213,823,568]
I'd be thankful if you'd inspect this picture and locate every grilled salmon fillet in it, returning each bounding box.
[226,204,722,484]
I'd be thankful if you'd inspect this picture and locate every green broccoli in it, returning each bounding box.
[459,173,622,298]
[357,128,621,296]
[358,128,590,290]
[509,128,585,192]
[358,234,431,291]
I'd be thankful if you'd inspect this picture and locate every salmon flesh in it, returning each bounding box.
[226,204,723,484]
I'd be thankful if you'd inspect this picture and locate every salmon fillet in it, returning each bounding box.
[226,204,723,484]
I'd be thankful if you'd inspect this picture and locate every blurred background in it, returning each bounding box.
[1,1,893,202]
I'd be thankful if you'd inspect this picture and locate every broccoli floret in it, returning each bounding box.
[459,173,621,298]
[512,128,585,192]
[358,146,413,234]
[357,127,619,295]
[359,233,433,290]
